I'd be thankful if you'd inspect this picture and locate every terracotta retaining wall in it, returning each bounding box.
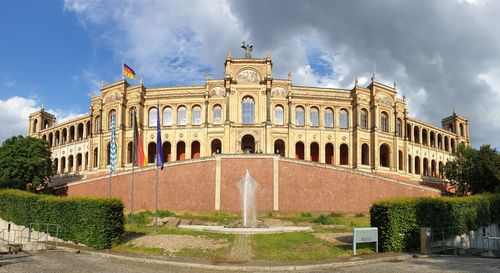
[56,155,441,213]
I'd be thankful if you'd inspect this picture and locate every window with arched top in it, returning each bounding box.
[128,107,136,127]
[360,109,368,129]
[192,105,201,125]
[309,107,319,127]
[340,109,349,129]
[95,115,101,133]
[381,111,389,132]
[213,105,222,124]
[295,106,305,126]
[148,107,157,127]
[177,106,187,125]
[396,118,403,137]
[163,107,172,126]
[108,109,116,130]
[274,105,284,125]
[325,108,333,128]
[242,96,254,124]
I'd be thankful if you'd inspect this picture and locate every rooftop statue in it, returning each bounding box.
[241,41,253,58]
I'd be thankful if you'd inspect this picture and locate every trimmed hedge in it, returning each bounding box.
[370,194,500,252]
[0,189,124,249]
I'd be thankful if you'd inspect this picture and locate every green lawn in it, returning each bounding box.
[115,211,373,261]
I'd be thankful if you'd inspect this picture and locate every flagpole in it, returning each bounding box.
[154,100,163,232]
[109,171,112,197]
[130,109,136,227]
[155,165,158,231]
[122,60,125,81]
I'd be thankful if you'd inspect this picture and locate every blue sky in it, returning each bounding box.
[1,0,500,149]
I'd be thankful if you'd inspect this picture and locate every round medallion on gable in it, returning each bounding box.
[78,147,81,151]
[298,134,302,139]
[342,136,347,142]
[69,149,73,153]
[164,134,169,139]
[209,86,226,97]
[179,133,184,138]
[313,135,317,139]
[62,151,65,155]
[150,134,154,139]
[327,135,332,140]
[194,133,198,138]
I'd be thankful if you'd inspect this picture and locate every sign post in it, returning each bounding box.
[353,227,378,255]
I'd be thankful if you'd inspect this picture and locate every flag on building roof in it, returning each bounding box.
[133,110,147,167]
[109,114,117,173]
[156,102,164,170]
[123,63,136,80]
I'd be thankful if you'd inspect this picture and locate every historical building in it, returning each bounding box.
[28,46,470,184]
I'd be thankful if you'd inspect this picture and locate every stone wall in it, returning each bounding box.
[56,155,441,213]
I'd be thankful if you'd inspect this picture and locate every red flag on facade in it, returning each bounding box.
[133,110,147,167]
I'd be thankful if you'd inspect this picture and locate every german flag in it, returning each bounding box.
[123,63,136,80]
[133,111,147,167]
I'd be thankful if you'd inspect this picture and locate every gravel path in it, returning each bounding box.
[230,234,253,261]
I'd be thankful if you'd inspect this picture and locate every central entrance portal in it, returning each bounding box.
[241,134,255,154]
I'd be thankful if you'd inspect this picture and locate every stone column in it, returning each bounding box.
[57,158,61,174]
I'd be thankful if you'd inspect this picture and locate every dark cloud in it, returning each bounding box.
[229,0,500,148]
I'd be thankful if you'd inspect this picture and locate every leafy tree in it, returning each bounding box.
[0,135,52,191]
[445,143,500,195]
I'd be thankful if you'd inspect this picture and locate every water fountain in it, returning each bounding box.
[237,170,258,228]
[178,170,311,234]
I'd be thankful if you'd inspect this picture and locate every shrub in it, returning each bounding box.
[0,189,124,249]
[370,194,500,252]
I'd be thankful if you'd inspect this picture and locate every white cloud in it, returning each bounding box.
[0,96,85,144]
[0,97,39,142]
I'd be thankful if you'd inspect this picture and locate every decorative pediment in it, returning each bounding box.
[377,95,393,105]
[271,87,287,97]
[357,94,369,101]
[209,86,226,97]
[104,92,122,104]
[236,69,261,84]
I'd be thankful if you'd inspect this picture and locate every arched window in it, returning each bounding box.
[325,108,334,128]
[295,106,305,126]
[396,118,403,137]
[242,96,254,124]
[148,107,157,127]
[360,109,368,129]
[129,107,136,127]
[414,126,420,144]
[325,143,334,164]
[460,123,464,137]
[340,109,349,129]
[162,107,172,126]
[94,115,101,134]
[361,144,369,165]
[309,107,319,127]
[340,144,349,165]
[422,129,428,146]
[399,150,404,170]
[33,119,38,133]
[108,109,116,130]
[380,111,389,132]
[192,105,201,125]
[213,105,222,124]
[380,144,390,167]
[177,106,187,125]
[274,105,284,125]
[295,142,304,160]
[310,142,319,162]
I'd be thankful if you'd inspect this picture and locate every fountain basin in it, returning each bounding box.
[178,225,312,234]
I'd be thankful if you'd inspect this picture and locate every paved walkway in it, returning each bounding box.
[230,234,253,261]
[1,251,500,273]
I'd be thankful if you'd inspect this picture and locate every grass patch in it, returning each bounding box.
[179,212,240,225]
[112,244,164,256]
[176,245,232,261]
[252,232,374,260]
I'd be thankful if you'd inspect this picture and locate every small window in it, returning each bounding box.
[396,118,403,137]
[360,109,368,129]
[340,109,349,129]
[177,106,187,125]
[295,107,305,126]
[108,109,116,129]
[381,111,389,132]
[309,107,319,127]
[148,107,157,127]
[163,107,172,126]
[275,105,284,125]
[192,106,201,125]
[325,108,333,128]
[213,105,222,124]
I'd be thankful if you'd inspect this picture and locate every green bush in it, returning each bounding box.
[0,189,124,249]
[370,194,500,252]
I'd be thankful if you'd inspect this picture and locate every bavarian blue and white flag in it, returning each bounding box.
[110,115,117,173]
